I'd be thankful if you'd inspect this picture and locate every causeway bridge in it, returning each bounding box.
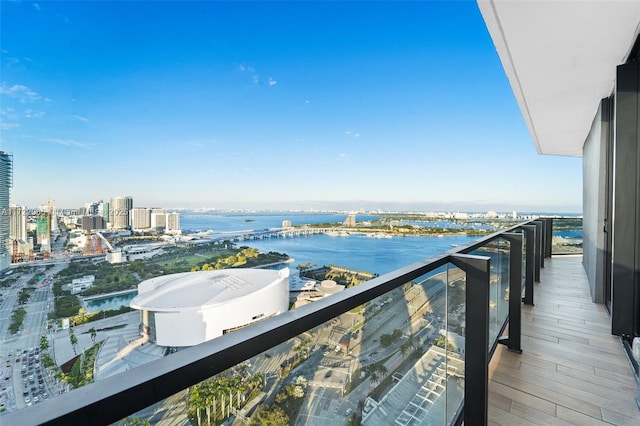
[223,227,342,242]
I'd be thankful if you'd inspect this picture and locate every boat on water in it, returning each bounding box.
[326,230,349,237]
[367,232,392,239]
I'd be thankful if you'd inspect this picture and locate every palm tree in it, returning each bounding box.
[370,371,379,385]
[189,385,203,426]
[69,329,78,355]
[40,335,49,352]
[377,364,388,378]
[89,327,97,344]
[400,342,409,359]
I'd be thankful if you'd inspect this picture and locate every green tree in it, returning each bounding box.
[40,335,50,352]
[89,327,97,344]
[377,364,388,378]
[189,385,204,426]
[370,371,380,385]
[250,406,289,426]
[69,328,79,355]
[380,333,394,348]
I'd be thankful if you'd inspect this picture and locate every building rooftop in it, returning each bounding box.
[130,268,289,311]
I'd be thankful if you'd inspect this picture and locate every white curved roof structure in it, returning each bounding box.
[131,268,289,311]
[130,268,290,347]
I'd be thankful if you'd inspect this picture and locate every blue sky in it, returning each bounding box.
[0,1,582,212]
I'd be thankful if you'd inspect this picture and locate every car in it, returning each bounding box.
[24,396,31,404]
[323,350,330,356]
[345,408,353,416]
[33,396,39,403]
[325,370,332,378]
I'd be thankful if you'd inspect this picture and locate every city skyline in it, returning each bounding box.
[0,1,582,212]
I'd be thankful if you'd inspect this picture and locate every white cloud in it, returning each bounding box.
[252,75,259,84]
[42,137,91,148]
[73,114,88,122]
[0,121,18,130]
[33,3,40,11]
[339,153,347,158]
[268,77,277,86]
[238,64,256,74]
[304,100,310,104]
[345,130,361,138]
[210,168,216,173]
[24,109,45,118]
[0,84,41,103]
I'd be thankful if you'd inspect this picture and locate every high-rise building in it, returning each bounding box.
[82,215,106,230]
[0,152,12,271]
[151,211,167,233]
[110,196,133,229]
[130,207,151,230]
[167,212,181,234]
[9,205,26,242]
[84,201,100,216]
[99,201,110,222]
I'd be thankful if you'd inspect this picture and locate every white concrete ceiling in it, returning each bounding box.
[478,0,640,157]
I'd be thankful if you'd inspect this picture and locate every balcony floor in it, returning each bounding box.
[488,255,640,425]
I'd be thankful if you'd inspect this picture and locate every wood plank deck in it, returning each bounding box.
[488,255,640,425]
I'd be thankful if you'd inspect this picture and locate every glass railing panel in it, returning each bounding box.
[444,262,465,425]
[109,266,463,426]
[551,217,583,255]
[466,238,510,349]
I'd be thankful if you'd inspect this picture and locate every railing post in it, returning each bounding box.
[521,225,536,306]
[498,233,523,353]
[544,218,553,258]
[538,220,546,268]
[451,253,491,426]
[533,220,543,280]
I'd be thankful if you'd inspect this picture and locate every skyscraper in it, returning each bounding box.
[0,152,12,271]
[150,209,167,233]
[130,207,151,230]
[110,196,133,230]
[167,212,181,234]
[9,205,26,242]
[98,200,110,222]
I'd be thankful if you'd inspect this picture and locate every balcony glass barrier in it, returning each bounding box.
[114,266,467,426]
[2,220,536,425]
[465,238,510,350]
[551,217,583,255]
